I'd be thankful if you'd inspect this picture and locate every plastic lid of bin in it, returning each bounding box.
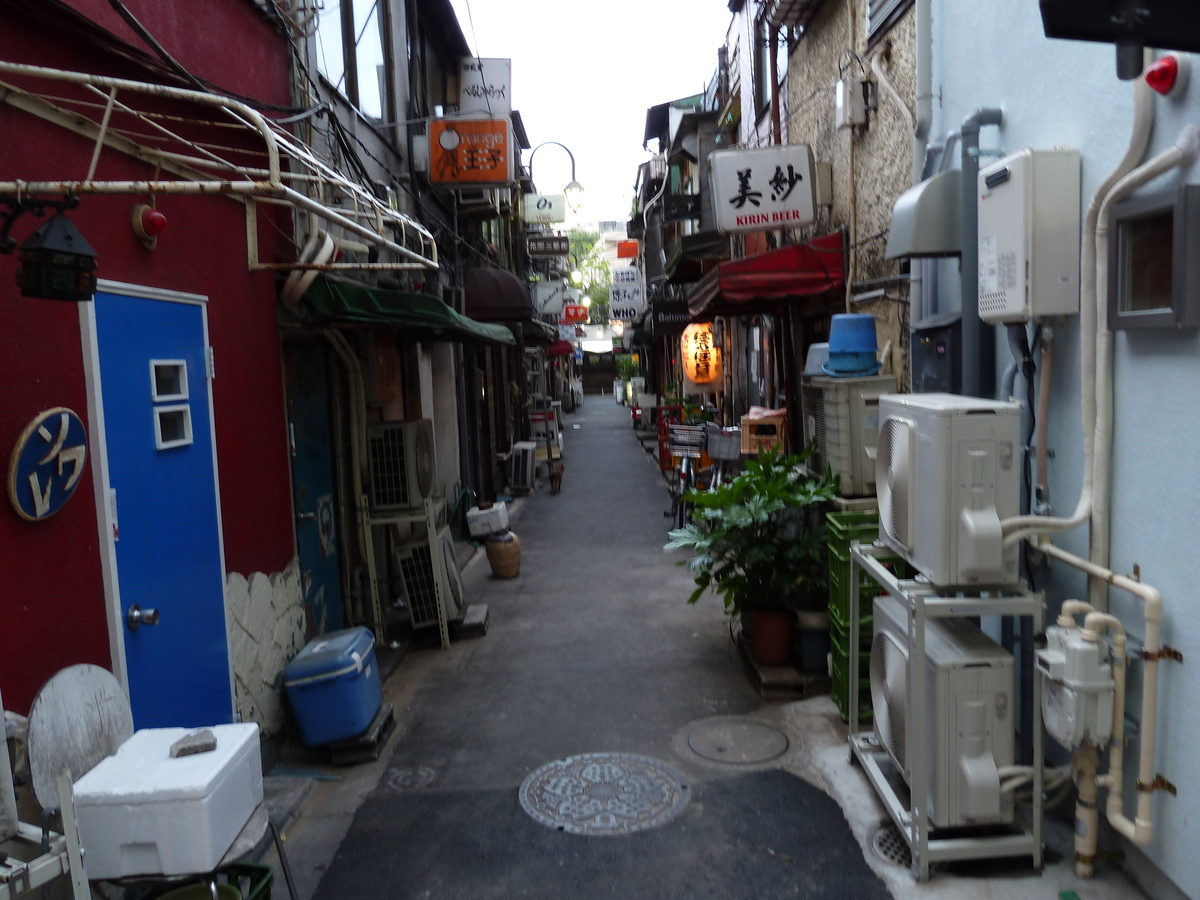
[283,626,376,688]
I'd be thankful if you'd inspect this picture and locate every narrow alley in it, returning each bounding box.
[300,400,890,899]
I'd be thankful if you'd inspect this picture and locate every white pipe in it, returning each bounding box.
[1033,535,1164,848]
[1058,598,1096,627]
[912,0,932,183]
[282,223,322,309]
[1089,124,1200,606]
[1001,73,1154,545]
[282,229,334,309]
[1073,742,1101,877]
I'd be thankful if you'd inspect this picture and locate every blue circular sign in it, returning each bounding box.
[7,407,89,522]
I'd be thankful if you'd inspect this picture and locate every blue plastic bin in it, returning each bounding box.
[282,627,382,747]
[823,314,882,376]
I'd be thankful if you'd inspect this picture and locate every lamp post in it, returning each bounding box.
[528,141,585,213]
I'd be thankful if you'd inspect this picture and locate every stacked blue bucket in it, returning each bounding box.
[822,313,882,377]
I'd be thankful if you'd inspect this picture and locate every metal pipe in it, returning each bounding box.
[912,0,932,183]
[959,108,1003,398]
[1036,325,1053,503]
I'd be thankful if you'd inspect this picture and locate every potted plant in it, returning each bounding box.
[665,448,837,666]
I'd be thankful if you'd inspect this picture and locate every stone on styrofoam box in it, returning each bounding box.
[225,572,250,631]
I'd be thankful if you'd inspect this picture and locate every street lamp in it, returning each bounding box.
[528,141,585,213]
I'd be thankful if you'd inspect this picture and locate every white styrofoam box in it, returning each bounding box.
[977,148,1081,324]
[73,723,262,879]
[467,501,509,537]
[801,374,896,497]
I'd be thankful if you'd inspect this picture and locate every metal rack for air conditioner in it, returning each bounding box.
[847,542,1045,881]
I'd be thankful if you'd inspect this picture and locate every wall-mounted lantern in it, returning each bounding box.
[2,195,97,302]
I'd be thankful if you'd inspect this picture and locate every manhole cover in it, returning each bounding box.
[686,718,789,765]
[518,752,691,836]
[871,823,912,868]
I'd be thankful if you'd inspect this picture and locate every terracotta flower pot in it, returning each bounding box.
[749,608,793,666]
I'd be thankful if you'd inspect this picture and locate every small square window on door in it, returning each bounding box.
[154,403,193,450]
[150,360,189,401]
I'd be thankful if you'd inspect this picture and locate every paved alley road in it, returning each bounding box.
[312,399,891,899]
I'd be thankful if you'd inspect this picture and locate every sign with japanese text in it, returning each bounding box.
[533,281,567,316]
[7,407,88,521]
[458,58,511,115]
[560,304,589,324]
[609,266,646,321]
[681,323,722,385]
[710,144,816,234]
[522,193,567,224]
[429,118,513,185]
[527,235,570,257]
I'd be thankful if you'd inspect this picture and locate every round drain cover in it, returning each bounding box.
[687,718,789,765]
[518,752,691,836]
[871,823,912,869]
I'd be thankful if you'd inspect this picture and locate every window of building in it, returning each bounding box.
[867,0,914,43]
[314,0,390,120]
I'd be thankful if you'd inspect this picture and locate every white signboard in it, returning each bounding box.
[533,281,567,316]
[710,144,816,234]
[609,267,646,321]
[459,58,511,115]
[558,325,577,341]
[522,193,567,224]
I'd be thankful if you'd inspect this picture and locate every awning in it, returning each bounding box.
[687,230,846,317]
[465,267,534,321]
[546,340,574,357]
[511,319,559,346]
[299,278,515,345]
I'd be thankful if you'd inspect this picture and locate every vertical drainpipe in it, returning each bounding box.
[959,107,1003,398]
[908,0,932,352]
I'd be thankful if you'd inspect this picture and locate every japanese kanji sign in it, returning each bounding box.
[527,235,570,257]
[710,144,816,234]
[7,407,88,521]
[459,58,511,115]
[560,304,589,324]
[429,118,513,185]
[681,323,722,385]
[609,266,646,321]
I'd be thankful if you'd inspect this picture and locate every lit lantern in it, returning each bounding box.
[681,322,721,385]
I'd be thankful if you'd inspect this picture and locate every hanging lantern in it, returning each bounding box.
[16,212,98,302]
[681,322,721,385]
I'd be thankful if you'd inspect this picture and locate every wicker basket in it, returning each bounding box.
[485,532,521,578]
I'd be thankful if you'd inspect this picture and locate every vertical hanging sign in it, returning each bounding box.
[609,266,646,321]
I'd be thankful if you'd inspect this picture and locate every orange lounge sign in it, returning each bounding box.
[429,118,513,185]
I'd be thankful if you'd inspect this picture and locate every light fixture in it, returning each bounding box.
[132,203,168,250]
[581,296,592,307]
[528,141,585,213]
[570,268,583,285]
[2,195,97,302]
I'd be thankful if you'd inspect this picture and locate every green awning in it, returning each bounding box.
[300,278,515,345]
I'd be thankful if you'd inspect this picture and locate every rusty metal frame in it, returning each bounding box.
[0,60,438,272]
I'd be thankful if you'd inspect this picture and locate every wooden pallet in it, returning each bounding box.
[329,703,395,766]
[736,636,832,701]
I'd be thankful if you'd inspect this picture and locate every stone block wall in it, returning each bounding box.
[225,558,306,736]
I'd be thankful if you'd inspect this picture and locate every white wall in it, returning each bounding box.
[934,4,1200,895]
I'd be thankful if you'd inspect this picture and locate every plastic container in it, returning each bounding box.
[803,342,830,374]
[73,723,263,879]
[283,627,381,747]
[824,313,881,376]
[467,501,509,538]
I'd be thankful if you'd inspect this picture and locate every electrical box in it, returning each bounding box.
[977,148,1081,324]
[911,313,961,394]
[835,79,867,129]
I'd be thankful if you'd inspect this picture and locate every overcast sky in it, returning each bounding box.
[446,0,734,227]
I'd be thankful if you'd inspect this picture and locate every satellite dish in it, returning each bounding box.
[27,665,133,809]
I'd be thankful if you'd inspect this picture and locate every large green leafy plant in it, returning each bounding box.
[665,449,837,615]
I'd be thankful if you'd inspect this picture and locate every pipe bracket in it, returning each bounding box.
[1141,645,1184,662]
[1137,774,1177,795]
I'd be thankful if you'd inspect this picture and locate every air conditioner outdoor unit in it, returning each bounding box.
[394,522,466,631]
[509,441,537,492]
[368,420,435,512]
[872,594,1016,829]
[876,393,1021,588]
[801,373,896,497]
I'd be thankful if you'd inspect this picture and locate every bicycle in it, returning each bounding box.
[664,422,705,530]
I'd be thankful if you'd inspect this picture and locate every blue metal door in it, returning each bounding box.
[283,343,343,636]
[95,290,233,728]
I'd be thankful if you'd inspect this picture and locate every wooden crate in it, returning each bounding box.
[740,414,787,454]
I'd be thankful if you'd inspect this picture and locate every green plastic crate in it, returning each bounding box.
[831,645,872,723]
[827,509,881,559]
[829,548,907,624]
[831,606,872,653]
